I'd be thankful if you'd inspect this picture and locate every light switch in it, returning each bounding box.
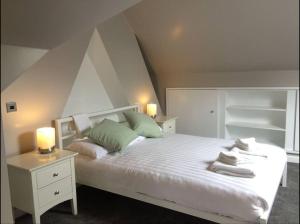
[6,102,17,113]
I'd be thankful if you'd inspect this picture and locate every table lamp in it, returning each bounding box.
[36,127,55,154]
[147,103,157,118]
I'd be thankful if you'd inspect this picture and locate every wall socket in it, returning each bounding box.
[6,102,17,113]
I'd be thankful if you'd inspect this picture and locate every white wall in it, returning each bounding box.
[1,122,13,224]
[1,15,160,156]
[1,31,92,156]
[62,54,114,116]
[1,45,48,91]
[87,30,129,107]
[158,70,299,112]
[97,14,161,113]
[126,0,299,72]
[1,3,159,221]
[125,0,299,112]
[1,0,142,49]
[295,91,299,151]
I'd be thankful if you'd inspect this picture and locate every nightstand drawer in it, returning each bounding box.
[36,160,71,188]
[38,176,72,208]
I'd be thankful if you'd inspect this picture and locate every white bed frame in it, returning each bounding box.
[55,105,287,224]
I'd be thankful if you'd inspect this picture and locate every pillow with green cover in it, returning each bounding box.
[123,110,162,138]
[88,119,138,153]
[119,121,131,128]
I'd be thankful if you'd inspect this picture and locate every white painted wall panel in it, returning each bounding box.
[62,54,113,117]
[1,122,13,224]
[285,90,297,151]
[97,14,161,113]
[295,90,299,151]
[1,45,48,91]
[1,31,92,156]
[87,30,128,107]
[167,89,218,138]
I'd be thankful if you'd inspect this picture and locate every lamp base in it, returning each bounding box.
[150,115,157,119]
[38,146,55,154]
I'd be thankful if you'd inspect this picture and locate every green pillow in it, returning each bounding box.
[123,111,162,138]
[119,121,131,128]
[88,119,138,153]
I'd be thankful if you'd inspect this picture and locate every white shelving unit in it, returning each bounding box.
[224,90,296,149]
[226,121,286,132]
[166,87,299,158]
[226,105,286,112]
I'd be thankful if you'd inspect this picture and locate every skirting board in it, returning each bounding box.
[12,208,26,219]
[287,154,299,163]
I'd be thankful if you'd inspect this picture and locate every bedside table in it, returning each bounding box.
[155,116,177,135]
[7,149,78,224]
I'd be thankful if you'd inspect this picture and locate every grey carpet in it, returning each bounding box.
[16,163,299,224]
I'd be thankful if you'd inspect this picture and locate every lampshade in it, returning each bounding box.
[147,103,157,118]
[36,127,55,154]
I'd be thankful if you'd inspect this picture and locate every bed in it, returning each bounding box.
[55,105,287,224]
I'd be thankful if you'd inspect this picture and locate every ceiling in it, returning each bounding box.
[1,0,142,49]
[125,0,299,75]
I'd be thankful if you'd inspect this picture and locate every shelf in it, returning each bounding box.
[226,122,286,132]
[286,150,299,155]
[227,105,286,112]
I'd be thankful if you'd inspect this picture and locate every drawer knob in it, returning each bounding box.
[169,126,172,129]
[53,173,59,177]
[54,190,60,195]
[210,110,214,114]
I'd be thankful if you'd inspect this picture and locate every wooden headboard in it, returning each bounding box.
[55,105,139,149]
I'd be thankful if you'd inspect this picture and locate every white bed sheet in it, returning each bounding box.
[74,134,287,222]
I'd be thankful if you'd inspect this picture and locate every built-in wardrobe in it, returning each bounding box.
[166,88,299,157]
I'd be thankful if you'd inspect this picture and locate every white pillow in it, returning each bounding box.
[66,139,108,159]
[128,136,146,147]
[72,114,91,137]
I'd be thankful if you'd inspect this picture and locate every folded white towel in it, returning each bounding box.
[219,150,239,161]
[212,170,255,178]
[210,161,256,178]
[231,147,268,158]
[73,114,92,137]
[218,151,253,166]
[235,137,256,151]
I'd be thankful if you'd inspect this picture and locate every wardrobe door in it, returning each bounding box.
[166,89,218,138]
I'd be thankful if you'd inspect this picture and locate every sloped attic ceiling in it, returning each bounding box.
[125,0,299,75]
[1,0,142,49]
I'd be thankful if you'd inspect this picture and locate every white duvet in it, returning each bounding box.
[75,134,287,222]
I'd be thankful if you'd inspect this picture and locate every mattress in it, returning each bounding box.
[74,134,287,222]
